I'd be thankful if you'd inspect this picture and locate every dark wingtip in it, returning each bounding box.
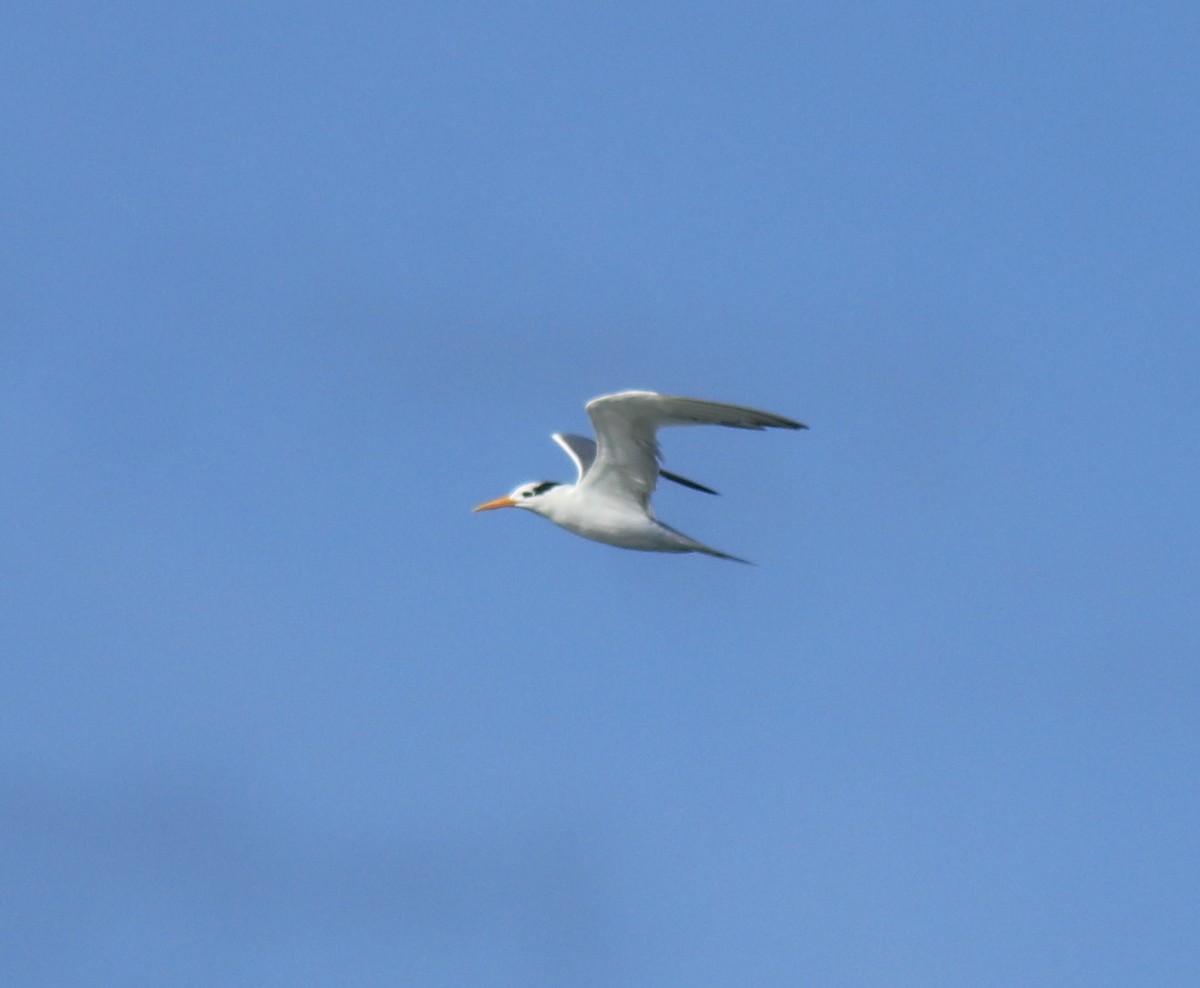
[661,469,720,496]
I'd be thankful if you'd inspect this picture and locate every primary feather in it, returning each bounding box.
[579,391,805,508]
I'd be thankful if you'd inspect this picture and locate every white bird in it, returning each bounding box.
[473,390,806,563]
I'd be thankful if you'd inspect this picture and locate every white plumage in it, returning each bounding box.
[473,390,806,562]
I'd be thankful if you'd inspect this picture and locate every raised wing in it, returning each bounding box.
[551,433,595,483]
[579,390,805,506]
[553,431,719,495]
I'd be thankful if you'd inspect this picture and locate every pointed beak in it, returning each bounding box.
[473,495,516,512]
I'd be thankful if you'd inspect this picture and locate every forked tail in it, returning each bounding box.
[692,543,753,565]
[657,521,754,565]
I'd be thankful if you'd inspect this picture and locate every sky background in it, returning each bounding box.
[3,2,1198,985]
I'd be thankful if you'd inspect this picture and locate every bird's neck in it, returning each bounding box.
[533,483,575,521]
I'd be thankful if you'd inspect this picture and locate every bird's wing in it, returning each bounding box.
[553,430,720,495]
[551,433,596,483]
[579,390,805,506]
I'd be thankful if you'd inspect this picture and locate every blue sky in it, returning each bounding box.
[3,2,1198,985]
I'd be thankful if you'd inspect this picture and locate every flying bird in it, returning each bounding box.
[473,390,806,562]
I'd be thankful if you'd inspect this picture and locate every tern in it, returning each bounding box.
[473,390,806,562]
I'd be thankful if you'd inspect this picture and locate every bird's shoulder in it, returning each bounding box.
[584,390,662,415]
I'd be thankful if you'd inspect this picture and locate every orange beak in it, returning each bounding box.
[472,495,516,512]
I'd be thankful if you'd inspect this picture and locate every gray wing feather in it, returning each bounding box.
[551,433,596,483]
[554,430,719,495]
[580,390,805,506]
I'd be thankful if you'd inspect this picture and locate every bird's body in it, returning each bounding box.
[522,482,719,555]
[473,390,805,562]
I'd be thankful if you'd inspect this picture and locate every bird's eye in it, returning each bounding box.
[522,490,532,497]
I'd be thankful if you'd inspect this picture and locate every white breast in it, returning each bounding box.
[541,488,686,552]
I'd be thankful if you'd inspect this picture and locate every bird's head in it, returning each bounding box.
[473,480,562,515]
